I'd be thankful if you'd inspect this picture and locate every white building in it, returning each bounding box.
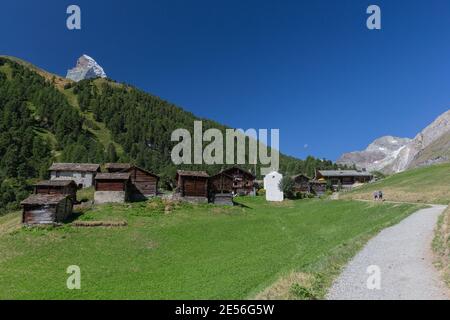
[264,171,284,202]
[49,163,100,189]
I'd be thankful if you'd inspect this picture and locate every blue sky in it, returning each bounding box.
[2,0,450,160]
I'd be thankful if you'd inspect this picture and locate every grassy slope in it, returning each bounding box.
[341,163,450,204]
[433,206,450,287]
[62,87,125,157]
[0,197,420,299]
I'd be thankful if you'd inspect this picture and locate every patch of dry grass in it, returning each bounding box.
[433,207,450,287]
[255,272,315,300]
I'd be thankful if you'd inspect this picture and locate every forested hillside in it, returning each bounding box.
[0,56,346,213]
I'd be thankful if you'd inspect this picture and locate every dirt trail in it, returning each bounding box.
[327,205,449,300]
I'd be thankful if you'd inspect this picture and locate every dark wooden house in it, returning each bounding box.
[34,180,78,203]
[309,180,327,196]
[292,174,311,193]
[94,173,131,204]
[214,167,256,196]
[209,172,234,205]
[105,163,159,199]
[176,170,209,199]
[21,194,73,225]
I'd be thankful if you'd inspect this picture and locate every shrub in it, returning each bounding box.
[279,176,295,199]
[257,189,266,196]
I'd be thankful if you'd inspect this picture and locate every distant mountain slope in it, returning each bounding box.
[0,56,345,213]
[338,110,450,173]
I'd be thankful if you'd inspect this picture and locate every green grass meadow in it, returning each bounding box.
[0,197,421,299]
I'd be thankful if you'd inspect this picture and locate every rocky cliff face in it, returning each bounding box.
[337,110,450,173]
[66,54,107,82]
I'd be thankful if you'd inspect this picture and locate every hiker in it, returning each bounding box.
[378,190,383,201]
[373,191,379,201]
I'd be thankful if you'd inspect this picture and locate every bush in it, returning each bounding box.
[279,176,295,199]
[257,189,266,196]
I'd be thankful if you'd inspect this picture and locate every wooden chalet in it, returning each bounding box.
[105,163,159,199]
[176,170,209,200]
[292,174,311,193]
[94,173,131,204]
[309,180,327,196]
[34,180,78,203]
[211,167,255,196]
[21,194,73,225]
[315,170,373,189]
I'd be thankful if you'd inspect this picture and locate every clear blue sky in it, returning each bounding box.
[2,0,450,161]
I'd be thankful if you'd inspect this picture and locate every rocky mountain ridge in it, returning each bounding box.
[337,110,450,173]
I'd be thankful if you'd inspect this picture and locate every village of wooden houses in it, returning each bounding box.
[21,162,374,226]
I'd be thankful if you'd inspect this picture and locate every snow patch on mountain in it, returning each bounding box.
[337,110,450,173]
[66,54,107,82]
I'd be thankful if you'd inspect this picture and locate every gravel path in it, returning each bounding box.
[327,205,449,300]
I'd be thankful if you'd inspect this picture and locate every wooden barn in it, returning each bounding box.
[94,173,131,204]
[34,180,78,203]
[105,163,159,199]
[176,170,209,201]
[21,194,73,226]
[309,180,327,196]
[215,167,256,196]
[209,172,234,205]
[292,174,311,193]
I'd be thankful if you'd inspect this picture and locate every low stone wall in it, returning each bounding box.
[94,191,126,204]
[212,193,234,206]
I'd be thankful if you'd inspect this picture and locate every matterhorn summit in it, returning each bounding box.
[66,54,107,82]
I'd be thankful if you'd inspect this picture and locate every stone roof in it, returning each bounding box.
[104,163,132,170]
[21,194,68,206]
[176,170,210,178]
[95,173,131,180]
[35,180,77,187]
[49,163,100,172]
[318,170,373,177]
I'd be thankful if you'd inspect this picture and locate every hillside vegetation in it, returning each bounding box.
[0,56,348,214]
[0,197,421,299]
[341,163,450,204]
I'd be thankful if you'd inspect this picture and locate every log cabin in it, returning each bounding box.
[309,179,327,196]
[213,167,256,196]
[209,171,234,205]
[105,163,159,199]
[34,180,78,203]
[49,163,100,189]
[176,170,209,202]
[94,172,131,204]
[21,194,73,225]
[292,174,311,193]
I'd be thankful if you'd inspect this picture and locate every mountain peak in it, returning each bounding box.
[337,110,450,173]
[66,54,107,82]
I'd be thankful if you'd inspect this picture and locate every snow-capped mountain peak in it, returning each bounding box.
[66,54,107,82]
